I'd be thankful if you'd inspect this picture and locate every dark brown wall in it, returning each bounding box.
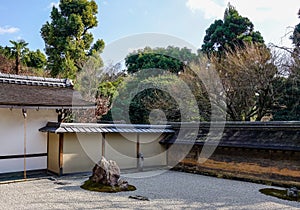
[164,122,300,187]
[168,145,300,187]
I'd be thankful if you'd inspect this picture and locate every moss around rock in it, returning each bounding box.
[81,179,136,193]
[82,156,136,193]
[259,188,300,202]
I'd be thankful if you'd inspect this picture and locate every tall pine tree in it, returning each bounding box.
[41,0,104,78]
[201,3,264,58]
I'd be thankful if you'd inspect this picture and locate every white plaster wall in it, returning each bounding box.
[139,133,167,167]
[0,108,57,173]
[105,133,137,169]
[0,157,47,174]
[105,133,167,169]
[63,133,102,174]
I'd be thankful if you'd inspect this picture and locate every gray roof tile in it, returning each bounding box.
[0,73,73,88]
[161,122,300,151]
[39,122,174,134]
[0,73,93,108]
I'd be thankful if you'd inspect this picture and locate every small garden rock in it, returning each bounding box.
[287,187,299,198]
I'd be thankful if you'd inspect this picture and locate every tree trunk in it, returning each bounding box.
[15,54,20,75]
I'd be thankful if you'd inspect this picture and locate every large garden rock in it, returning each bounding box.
[90,156,120,186]
[81,156,136,193]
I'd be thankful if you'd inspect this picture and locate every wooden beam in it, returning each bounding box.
[58,133,64,176]
[102,133,106,157]
[23,113,27,179]
[136,133,140,168]
[47,132,49,173]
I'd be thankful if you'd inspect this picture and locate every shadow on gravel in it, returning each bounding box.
[56,185,82,191]
[0,170,49,182]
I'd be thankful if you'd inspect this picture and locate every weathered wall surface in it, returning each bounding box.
[105,133,137,169]
[63,133,102,174]
[163,122,300,187]
[47,133,60,174]
[105,133,167,169]
[139,133,167,167]
[0,108,56,173]
[47,132,168,174]
[170,145,300,186]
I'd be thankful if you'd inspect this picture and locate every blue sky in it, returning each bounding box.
[0,0,299,52]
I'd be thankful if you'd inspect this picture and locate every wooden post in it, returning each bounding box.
[166,144,169,166]
[136,133,140,168]
[58,133,64,176]
[46,132,49,173]
[23,115,27,179]
[102,133,106,157]
[22,109,27,180]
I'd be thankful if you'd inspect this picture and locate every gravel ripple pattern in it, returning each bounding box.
[0,170,299,209]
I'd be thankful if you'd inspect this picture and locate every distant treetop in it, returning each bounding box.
[201,3,264,58]
[125,46,198,74]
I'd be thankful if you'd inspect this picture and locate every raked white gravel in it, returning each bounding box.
[0,170,299,210]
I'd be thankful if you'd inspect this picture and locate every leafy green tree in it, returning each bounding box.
[71,55,125,123]
[105,70,207,124]
[109,46,213,124]
[98,77,124,98]
[291,9,300,57]
[0,45,12,57]
[289,9,300,77]
[116,46,212,124]
[89,39,105,55]
[272,9,300,121]
[125,46,198,74]
[41,0,104,78]
[272,77,300,121]
[0,43,48,75]
[23,49,47,69]
[0,46,14,73]
[212,43,280,121]
[8,40,29,74]
[201,3,264,58]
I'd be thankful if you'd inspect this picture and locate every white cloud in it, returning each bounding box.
[186,0,299,24]
[186,0,226,19]
[227,0,298,24]
[0,26,19,35]
[226,0,299,46]
[185,0,299,46]
[16,36,23,41]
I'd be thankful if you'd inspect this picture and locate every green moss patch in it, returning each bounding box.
[80,179,136,193]
[259,188,300,202]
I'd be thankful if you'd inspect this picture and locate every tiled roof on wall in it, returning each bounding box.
[0,73,73,88]
[0,73,93,108]
[39,122,175,134]
[161,122,300,151]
